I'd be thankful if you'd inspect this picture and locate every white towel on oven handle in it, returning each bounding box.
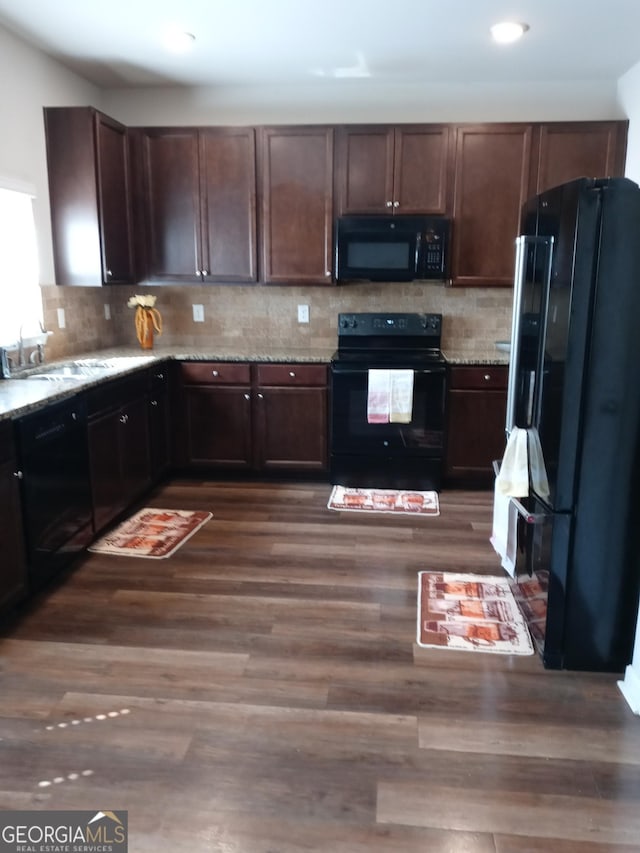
[367,369,390,424]
[389,370,414,424]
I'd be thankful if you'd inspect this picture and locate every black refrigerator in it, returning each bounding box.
[505,176,640,672]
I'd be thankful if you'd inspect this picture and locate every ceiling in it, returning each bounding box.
[0,0,639,90]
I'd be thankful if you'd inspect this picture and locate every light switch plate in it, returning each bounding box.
[104,303,111,320]
[297,304,309,324]
[193,304,205,323]
[56,308,66,329]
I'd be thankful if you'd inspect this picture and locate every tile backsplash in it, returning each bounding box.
[41,281,513,360]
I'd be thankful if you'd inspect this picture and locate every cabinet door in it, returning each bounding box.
[141,128,203,281]
[119,395,151,504]
[88,409,123,532]
[44,107,105,286]
[393,125,450,214]
[255,386,327,471]
[200,128,258,282]
[451,124,532,286]
[184,386,253,467]
[260,127,334,284]
[96,113,135,283]
[530,121,627,196]
[149,369,171,479]
[0,457,27,611]
[335,126,395,214]
[446,367,508,485]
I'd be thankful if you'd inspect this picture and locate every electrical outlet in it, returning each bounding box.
[56,308,66,329]
[297,304,309,324]
[192,304,205,323]
[104,303,111,320]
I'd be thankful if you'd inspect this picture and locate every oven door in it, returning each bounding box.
[330,363,446,489]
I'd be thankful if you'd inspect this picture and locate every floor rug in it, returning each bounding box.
[328,486,439,516]
[417,571,534,655]
[88,508,212,559]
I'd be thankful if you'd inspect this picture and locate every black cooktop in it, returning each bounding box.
[332,312,446,368]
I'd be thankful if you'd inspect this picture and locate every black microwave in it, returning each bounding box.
[335,214,449,283]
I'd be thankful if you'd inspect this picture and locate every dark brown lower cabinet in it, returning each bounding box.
[178,361,328,472]
[0,422,27,612]
[445,365,508,487]
[255,364,327,471]
[87,376,151,533]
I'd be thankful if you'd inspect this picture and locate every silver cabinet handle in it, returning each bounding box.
[13,470,23,479]
[212,370,219,377]
[155,372,164,380]
[106,269,112,278]
[244,393,250,400]
[150,399,158,406]
[257,393,264,399]
[385,200,392,207]
[119,414,128,424]
[393,201,399,208]
[201,269,209,276]
[289,371,295,377]
[484,374,491,381]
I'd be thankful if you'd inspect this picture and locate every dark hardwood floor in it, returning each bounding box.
[1,480,639,852]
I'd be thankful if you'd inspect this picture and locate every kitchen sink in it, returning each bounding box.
[26,355,155,381]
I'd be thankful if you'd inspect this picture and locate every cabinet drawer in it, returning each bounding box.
[180,362,251,385]
[256,363,327,387]
[448,366,508,390]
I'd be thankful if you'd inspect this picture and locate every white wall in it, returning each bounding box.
[618,60,640,182]
[102,79,624,128]
[0,26,101,284]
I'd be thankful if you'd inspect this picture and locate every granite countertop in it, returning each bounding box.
[0,345,335,421]
[0,342,510,421]
[443,347,510,365]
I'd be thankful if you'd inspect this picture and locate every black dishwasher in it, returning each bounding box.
[15,396,93,590]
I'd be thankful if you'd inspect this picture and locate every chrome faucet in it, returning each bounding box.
[17,324,25,367]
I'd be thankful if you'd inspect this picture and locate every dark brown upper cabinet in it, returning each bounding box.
[450,124,532,287]
[44,107,136,286]
[335,125,450,215]
[260,126,334,285]
[137,127,257,283]
[529,121,628,196]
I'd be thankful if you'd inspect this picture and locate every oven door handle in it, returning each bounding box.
[492,460,548,524]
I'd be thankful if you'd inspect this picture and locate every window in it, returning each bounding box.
[0,185,43,347]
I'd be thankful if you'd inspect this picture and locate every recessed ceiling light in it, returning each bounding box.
[162,29,196,54]
[490,21,530,44]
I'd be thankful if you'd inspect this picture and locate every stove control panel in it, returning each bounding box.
[338,312,442,337]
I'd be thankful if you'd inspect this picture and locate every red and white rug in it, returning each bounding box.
[328,486,439,516]
[88,508,212,559]
[417,571,534,655]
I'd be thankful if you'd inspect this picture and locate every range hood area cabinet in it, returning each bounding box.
[449,121,627,287]
[335,124,450,216]
[132,127,258,283]
[44,106,136,286]
[260,126,334,285]
[43,109,628,289]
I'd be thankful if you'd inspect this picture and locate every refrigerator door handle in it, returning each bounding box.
[505,235,555,436]
[505,236,527,436]
[492,459,548,524]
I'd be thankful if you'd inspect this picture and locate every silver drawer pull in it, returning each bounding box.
[150,399,158,406]
[484,374,491,381]
[13,470,23,480]
[244,393,250,400]
[289,371,296,377]
[212,370,219,377]
[257,393,264,399]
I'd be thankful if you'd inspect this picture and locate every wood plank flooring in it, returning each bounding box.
[1,480,639,852]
